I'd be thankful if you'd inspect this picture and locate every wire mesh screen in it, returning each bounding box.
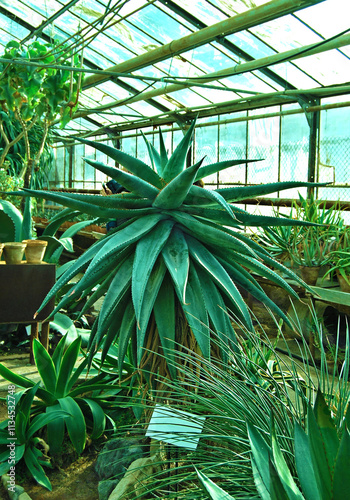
[50,102,350,209]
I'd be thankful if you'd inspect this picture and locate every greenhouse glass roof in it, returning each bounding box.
[0,0,349,137]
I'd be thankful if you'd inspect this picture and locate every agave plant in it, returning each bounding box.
[14,120,323,382]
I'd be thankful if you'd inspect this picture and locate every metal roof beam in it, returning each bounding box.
[83,0,325,89]
[74,30,350,120]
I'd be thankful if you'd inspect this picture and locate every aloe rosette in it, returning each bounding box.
[16,120,322,376]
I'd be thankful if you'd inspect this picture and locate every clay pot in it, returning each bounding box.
[299,265,321,286]
[23,239,48,264]
[336,269,350,293]
[3,242,27,265]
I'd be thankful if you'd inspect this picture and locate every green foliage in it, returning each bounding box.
[0,39,81,128]
[0,334,123,456]
[0,166,23,209]
[0,199,23,241]
[16,120,326,383]
[247,390,350,500]
[0,384,69,490]
[119,308,349,499]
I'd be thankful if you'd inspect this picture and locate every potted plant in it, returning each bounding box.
[324,224,350,292]
[13,119,328,394]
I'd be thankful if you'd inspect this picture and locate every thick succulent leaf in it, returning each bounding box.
[82,398,105,440]
[58,397,86,454]
[97,254,133,334]
[180,264,210,359]
[27,409,70,439]
[196,468,236,499]
[153,159,203,209]
[306,402,332,499]
[0,199,23,242]
[188,184,236,220]
[218,257,294,327]
[162,120,196,182]
[69,215,164,306]
[33,340,57,395]
[313,390,339,469]
[216,182,328,203]
[253,249,314,292]
[23,446,52,491]
[43,191,152,210]
[247,421,271,498]
[185,234,253,331]
[55,337,82,399]
[116,299,136,377]
[0,362,51,403]
[84,158,160,200]
[333,430,350,499]
[42,208,80,236]
[294,422,323,500]
[74,136,163,187]
[136,259,167,364]
[162,227,190,304]
[153,274,176,379]
[270,418,304,500]
[171,211,257,257]
[195,158,261,181]
[195,265,238,356]
[77,272,116,319]
[158,128,168,173]
[141,130,162,174]
[132,219,174,323]
[268,459,291,500]
[47,407,66,453]
[229,252,299,299]
[18,188,119,218]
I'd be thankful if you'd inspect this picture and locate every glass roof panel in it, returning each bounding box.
[171,0,225,25]
[295,0,349,39]
[129,3,191,44]
[1,0,44,27]
[0,13,30,39]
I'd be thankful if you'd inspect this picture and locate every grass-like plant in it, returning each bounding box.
[116,307,350,499]
[13,120,324,386]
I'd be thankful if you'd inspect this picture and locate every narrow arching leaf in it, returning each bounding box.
[196,468,236,499]
[74,136,163,187]
[116,299,136,377]
[162,120,196,181]
[333,430,350,499]
[42,208,80,236]
[196,265,238,356]
[58,397,86,454]
[132,219,174,323]
[216,181,329,203]
[82,398,106,439]
[188,184,236,220]
[55,337,82,399]
[186,235,253,331]
[33,340,57,394]
[23,446,52,491]
[294,422,322,500]
[158,128,168,173]
[195,158,262,181]
[162,227,190,303]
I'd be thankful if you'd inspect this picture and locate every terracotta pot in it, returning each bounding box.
[336,269,350,293]
[23,239,48,264]
[3,242,27,265]
[299,265,320,286]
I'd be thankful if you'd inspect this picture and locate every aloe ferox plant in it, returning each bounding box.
[15,120,323,381]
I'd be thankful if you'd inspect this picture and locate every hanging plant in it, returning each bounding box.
[0,39,83,190]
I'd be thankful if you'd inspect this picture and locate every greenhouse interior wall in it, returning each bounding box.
[50,96,350,220]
